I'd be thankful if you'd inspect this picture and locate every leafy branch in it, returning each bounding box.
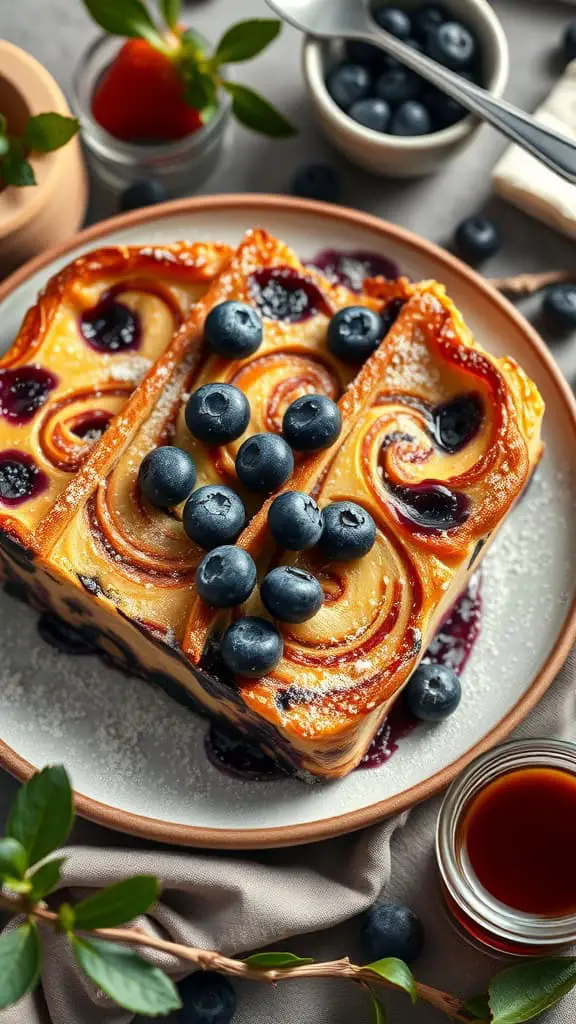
[81,0,296,138]
[0,112,79,187]
[0,767,575,1022]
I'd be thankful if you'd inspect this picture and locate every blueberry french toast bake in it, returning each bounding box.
[0,230,544,780]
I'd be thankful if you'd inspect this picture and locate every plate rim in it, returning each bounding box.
[0,192,574,849]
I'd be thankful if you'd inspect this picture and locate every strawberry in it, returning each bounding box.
[91,38,202,143]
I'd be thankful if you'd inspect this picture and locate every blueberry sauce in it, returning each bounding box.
[70,410,113,442]
[0,366,58,424]
[391,482,470,533]
[307,249,400,292]
[80,295,141,353]
[432,392,484,454]
[205,572,483,781]
[0,450,48,506]
[248,267,329,322]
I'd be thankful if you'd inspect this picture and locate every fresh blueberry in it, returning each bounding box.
[423,73,475,127]
[119,179,168,212]
[282,394,342,452]
[361,904,425,965]
[403,662,462,721]
[318,501,376,561]
[346,39,387,70]
[375,66,422,105]
[291,164,341,203]
[221,616,284,678]
[196,546,257,608]
[327,305,384,363]
[138,446,196,510]
[412,3,448,40]
[204,301,263,359]
[426,21,477,71]
[406,37,424,52]
[390,100,432,136]
[268,491,324,550]
[373,6,412,40]
[326,63,371,110]
[183,485,246,550]
[563,22,576,62]
[349,97,391,132]
[235,433,294,493]
[455,216,502,263]
[260,565,323,624]
[177,970,236,1024]
[185,383,250,445]
[542,283,576,333]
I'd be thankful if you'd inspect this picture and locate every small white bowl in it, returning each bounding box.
[302,0,509,178]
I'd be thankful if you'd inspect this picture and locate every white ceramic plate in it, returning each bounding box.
[0,196,574,848]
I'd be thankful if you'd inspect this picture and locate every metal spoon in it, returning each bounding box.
[266,0,576,185]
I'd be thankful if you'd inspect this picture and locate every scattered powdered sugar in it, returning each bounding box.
[107,357,152,384]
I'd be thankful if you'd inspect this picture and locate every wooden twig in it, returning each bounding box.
[489,269,575,296]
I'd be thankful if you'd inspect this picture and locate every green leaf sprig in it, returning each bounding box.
[0,765,575,1020]
[81,0,296,138]
[0,113,79,188]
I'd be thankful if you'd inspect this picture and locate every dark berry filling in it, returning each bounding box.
[391,481,470,531]
[307,248,400,291]
[0,450,48,506]
[432,392,484,453]
[0,366,58,424]
[80,296,141,353]
[248,267,328,322]
[37,613,96,655]
[70,410,113,442]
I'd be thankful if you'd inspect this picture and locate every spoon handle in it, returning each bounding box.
[360,28,576,185]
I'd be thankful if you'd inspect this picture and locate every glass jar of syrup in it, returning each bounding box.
[436,738,576,956]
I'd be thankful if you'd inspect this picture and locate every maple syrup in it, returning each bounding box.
[437,739,576,956]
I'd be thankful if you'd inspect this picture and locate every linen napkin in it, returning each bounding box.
[1,648,574,1024]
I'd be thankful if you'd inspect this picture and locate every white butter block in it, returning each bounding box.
[492,62,576,238]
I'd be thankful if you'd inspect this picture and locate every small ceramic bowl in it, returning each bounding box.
[302,0,509,178]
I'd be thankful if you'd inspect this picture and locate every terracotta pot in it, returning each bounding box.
[0,41,88,277]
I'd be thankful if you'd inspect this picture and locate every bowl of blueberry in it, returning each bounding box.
[303,0,509,177]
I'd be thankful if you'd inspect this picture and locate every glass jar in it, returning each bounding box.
[71,34,231,196]
[436,738,576,957]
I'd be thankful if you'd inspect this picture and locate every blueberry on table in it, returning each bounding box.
[221,616,284,678]
[235,433,294,493]
[119,178,168,212]
[318,501,376,561]
[261,565,324,624]
[282,394,342,452]
[183,485,246,550]
[455,216,502,264]
[327,305,384,363]
[542,283,576,334]
[268,491,324,550]
[185,383,250,445]
[349,97,392,132]
[291,164,341,203]
[361,903,425,965]
[375,67,422,105]
[177,970,236,1024]
[412,3,448,41]
[403,662,462,721]
[426,21,477,71]
[196,546,257,608]
[389,100,432,136]
[204,301,263,359]
[138,446,196,510]
[373,6,413,41]
[563,22,576,63]
[326,63,371,110]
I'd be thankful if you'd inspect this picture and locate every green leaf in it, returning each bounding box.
[365,958,417,1004]
[28,857,66,902]
[74,876,160,930]
[489,958,576,1024]
[369,992,387,1024]
[0,136,9,157]
[243,952,314,968]
[7,765,73,866]
[0,114,7,134]
[81,0,166,51]
[23,113,79,153]
[58,903,76,934]
[0,838,28,879]
[214,19,281,65]
[0,924,41,1010]
[71,936,181,1016]
[465,993,491,1020]
[0,145,36,186]
[181,65,217,111]
[222,82,296,138]
[160,0,180,32]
